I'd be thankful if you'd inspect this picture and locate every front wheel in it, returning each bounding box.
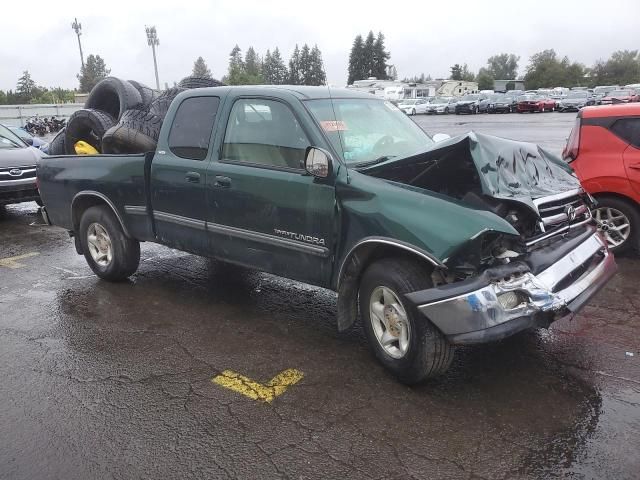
[411,109,416,116]
[359,258,454,384]
[79,205,140,281]
[592,196,640,254]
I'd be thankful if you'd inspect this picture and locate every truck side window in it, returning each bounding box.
[222,99,309,169]
[611,118,640,148]
[168,96,220,160]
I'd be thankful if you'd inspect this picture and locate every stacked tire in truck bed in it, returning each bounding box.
[48,76,225,155]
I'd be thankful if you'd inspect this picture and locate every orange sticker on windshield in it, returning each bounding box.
[320,120,348,132]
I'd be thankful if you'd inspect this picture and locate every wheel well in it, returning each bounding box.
[71,194,129,237]
[592,192,640,211]
[335,242,440,332]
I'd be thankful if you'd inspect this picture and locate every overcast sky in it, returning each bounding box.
[1,0,639,91]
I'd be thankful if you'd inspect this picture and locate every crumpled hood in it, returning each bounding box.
[0,146,43,167]
[358,131,580,212]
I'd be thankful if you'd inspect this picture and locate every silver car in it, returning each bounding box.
[426,97,457,114]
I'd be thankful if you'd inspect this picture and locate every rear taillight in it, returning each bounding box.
[562,117,581,162]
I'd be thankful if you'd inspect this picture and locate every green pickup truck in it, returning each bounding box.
[37,86,616,384]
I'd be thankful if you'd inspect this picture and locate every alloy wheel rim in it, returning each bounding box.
[369,286,411,359]
[87,222,113,267]
[593,207,631,249]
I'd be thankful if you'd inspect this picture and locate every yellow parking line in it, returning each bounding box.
[212,368,304,403]
[0,252,40,269]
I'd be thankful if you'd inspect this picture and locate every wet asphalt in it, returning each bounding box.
[1,113,639,479]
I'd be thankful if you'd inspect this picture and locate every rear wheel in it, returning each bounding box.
[79,206,140,281]
[592,196,640,254]
[360,258,454,384]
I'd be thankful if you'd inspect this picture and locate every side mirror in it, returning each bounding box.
[304,147,333,178]
[432,133,451,143]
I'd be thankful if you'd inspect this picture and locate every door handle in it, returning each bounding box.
[185,171,201,183]
[214,175,232,188]
[629,163,640,170]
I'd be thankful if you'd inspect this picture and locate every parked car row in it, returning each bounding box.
[397,87,639,116]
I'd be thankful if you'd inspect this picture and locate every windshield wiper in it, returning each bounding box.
[353,155,397,169]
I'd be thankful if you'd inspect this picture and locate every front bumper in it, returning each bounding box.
[0,178,39,205]
[406,232,616,345]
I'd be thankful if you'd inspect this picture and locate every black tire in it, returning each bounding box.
[148,87,186,120]
[177,76,226,89]
[85,77,143,120]
[128,80,159,107]
[593,196,640,255]
[79,205,140,281]
[359,258,454,384]
[117,108,163,141]
[64,109,116,154]
[445,107,449,114]
[102,124,157,154]
[48,128,66,155]
[411,109,416,116]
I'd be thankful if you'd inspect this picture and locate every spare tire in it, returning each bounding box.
[102,124,157,154]
[178,76,226,89]
[48,128,66,155]
[148,87,185,120]
[85,77,142,120]
[128,80,159,107]
[65,109,116,154]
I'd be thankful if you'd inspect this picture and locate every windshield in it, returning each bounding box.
[567,92,587,99]
[305,98,434,166]
[460,94,480,101]
[609,90,633,96]
[0,124,27,149]
[399,100,419,105]
[431,97,449,104]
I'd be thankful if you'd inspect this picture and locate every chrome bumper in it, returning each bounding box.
[411,232,616,344]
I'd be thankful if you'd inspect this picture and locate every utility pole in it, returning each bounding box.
[145,26,160,89]
[71,18,84,70]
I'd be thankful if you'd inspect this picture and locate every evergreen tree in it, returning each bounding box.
[307,45,326,86]
[262,49,275,84]
[270,48,289,84]
[372,32,390,80]
[192,56,212,78]
[224,45,246,85]
[263,48,290,85]
[16,71,36,101]
[288,45,302,85]
[347,34,365,84]
[299,44,312,85]
[77,54,110,93]
[245,47,261,77]
[363,31,376,78]
[0,90,7,105]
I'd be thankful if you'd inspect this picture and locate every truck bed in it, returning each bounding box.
[37,153,154,241]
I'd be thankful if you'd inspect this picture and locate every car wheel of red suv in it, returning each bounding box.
[593,196,640,254]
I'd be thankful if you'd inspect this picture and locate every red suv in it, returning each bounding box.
[563,104,640,253]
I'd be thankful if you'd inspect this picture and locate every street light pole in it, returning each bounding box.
[71,18,84,70]
[145,26,160,90]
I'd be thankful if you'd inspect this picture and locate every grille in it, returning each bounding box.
[534,189,590,230]
[0,165,37,182]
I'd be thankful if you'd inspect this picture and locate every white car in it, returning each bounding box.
[398,99,429,115]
